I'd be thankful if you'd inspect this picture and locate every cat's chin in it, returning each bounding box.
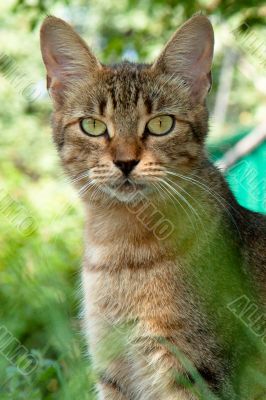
[100,180,150,204]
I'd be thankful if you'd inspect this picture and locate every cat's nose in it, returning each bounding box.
[114,159,140,176]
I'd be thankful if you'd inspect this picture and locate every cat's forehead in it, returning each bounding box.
[95,62,189,118]
[99,62,151,113]
[106,61,149,87]
[67,61,190,121]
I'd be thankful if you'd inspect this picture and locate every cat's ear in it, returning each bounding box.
[152,15,214,102]
[40,16,101,104]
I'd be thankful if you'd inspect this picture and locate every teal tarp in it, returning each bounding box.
[209,129,266,214]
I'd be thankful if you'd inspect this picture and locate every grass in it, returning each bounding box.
[0,157,97,399]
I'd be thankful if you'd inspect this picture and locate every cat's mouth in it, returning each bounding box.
[111,179,146,193]
[102,179,148,203]
[121,179,145,190]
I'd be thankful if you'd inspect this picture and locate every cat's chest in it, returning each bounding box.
[82,265,183,334]
[84,233,174,274]
[82,240,186,325]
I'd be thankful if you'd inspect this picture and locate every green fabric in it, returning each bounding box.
[209,129,266,214]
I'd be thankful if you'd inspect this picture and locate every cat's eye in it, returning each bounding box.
[146,115,174,136]
[80,118,107,137]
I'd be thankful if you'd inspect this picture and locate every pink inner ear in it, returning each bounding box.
[42,47,59,89]
[191,74,211,100]
[43,47,76,95]
[185,38,213,101]
[45,49,88,86]
[43,49,67,101]
[48,75,63,93]
[186,36,213,81]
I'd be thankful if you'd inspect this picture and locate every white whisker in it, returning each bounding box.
[157,179,202,251]
[164,169,241,239]
[68,170,90,184]
[164,176,211,253]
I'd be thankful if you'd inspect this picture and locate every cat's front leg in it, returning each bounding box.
[97,380,195,400]
[130,340,198,400]
[97,381,129,400]
[161,393,196,400]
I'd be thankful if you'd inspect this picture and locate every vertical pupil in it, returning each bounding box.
[159,118,162,128]
[93,120,96,129]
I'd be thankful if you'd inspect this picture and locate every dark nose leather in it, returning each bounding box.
[114,159,140,176]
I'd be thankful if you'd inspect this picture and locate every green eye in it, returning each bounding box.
[147,115,174,136]
[80,118,107,137]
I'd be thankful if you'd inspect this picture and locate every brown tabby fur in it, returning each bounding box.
[40,15,266,399]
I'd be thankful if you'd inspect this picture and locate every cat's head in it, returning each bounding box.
[40,15,214,204]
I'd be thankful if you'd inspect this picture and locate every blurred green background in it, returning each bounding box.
[0,1,265,399]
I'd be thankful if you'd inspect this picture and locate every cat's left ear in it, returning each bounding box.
[40,16,101,105]
[152,15,214,103]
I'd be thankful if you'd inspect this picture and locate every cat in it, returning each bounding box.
[40,14,266,400]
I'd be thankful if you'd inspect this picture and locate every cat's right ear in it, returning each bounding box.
[40,16,101,105]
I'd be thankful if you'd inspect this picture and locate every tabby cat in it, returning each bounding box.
[40,15,266,399]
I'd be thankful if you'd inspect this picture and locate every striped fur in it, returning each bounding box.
[40,15,266,399]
